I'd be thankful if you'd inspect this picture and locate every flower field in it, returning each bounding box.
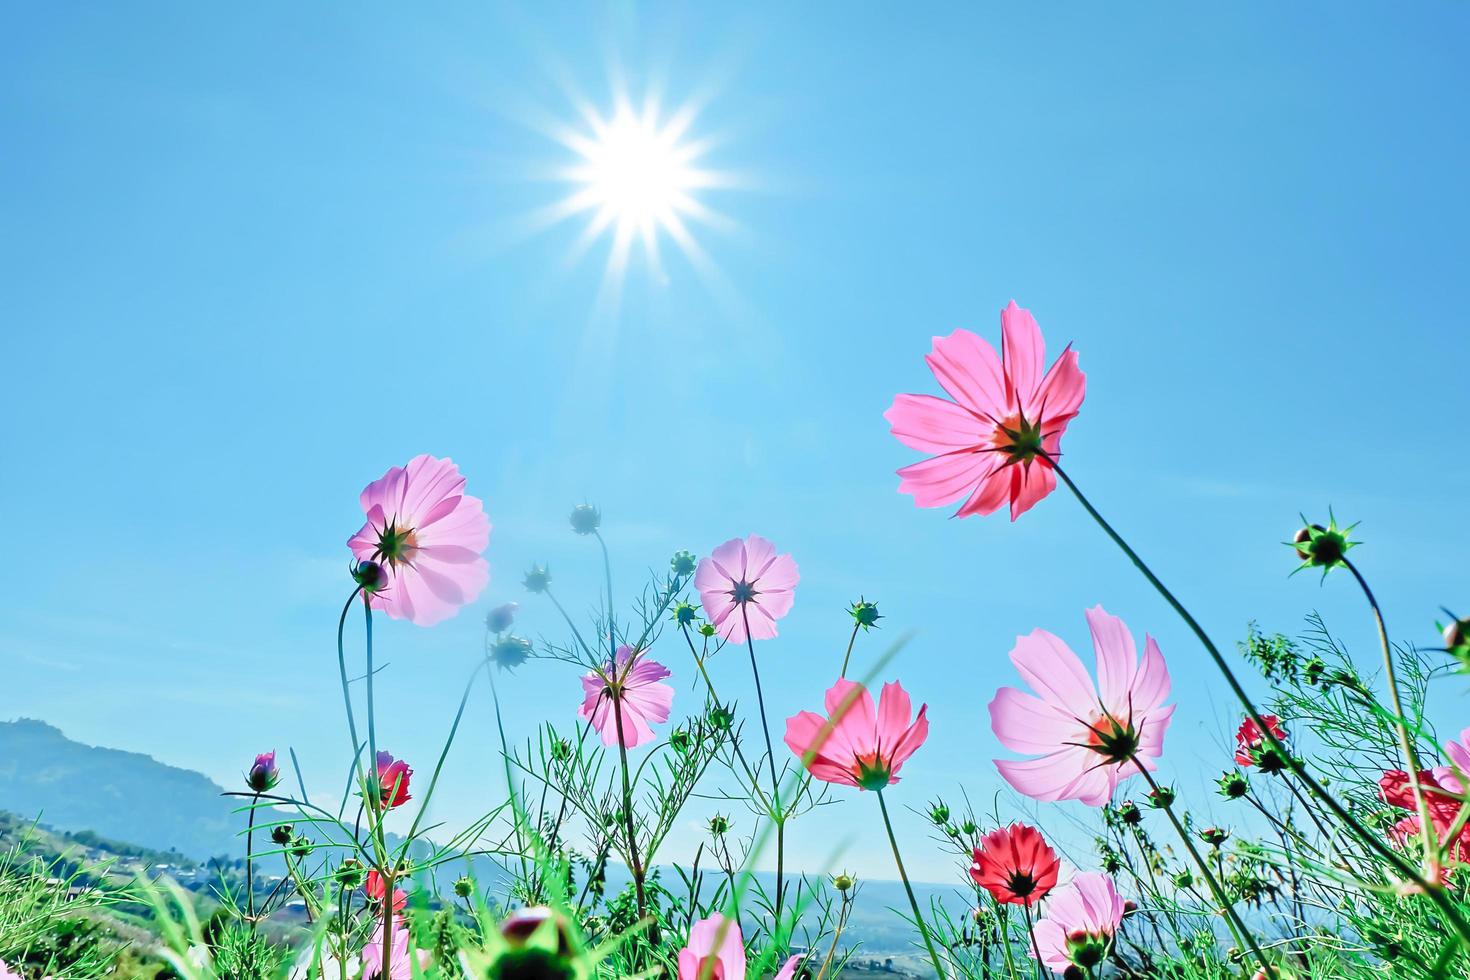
[4,303,1468,980]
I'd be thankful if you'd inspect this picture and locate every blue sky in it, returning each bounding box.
[3,4,1468,883]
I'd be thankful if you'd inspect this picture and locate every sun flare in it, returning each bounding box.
[547,97,727,288]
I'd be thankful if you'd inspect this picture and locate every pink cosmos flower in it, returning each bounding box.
[578,646,675,748]
[1031,872,1126,974]
[989,606,1174,806]
[694,535,799,643]
[0,961,20,980]
[676,914,801,980]
[246,750,279,793]
[885,300,1085,520]
[784,679,928,790]
[348,454,491,627]
[360,921,431,980]
[375,751,413,809]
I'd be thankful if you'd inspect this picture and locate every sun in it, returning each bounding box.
[547,96,727,287]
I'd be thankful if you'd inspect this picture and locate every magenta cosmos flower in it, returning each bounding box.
[989,606,1174,806]
[885,300,1085,520]
[347,454,491,627]
[677,914,801,980]
[784,679,928,790]
[578,646,675,748]
[1031,872,1126,974]
[694,535,799,643]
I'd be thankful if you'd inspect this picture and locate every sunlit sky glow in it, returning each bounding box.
[3,3,1469,883]
[545,95,729,293]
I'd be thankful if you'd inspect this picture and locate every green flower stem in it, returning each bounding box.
[678,624,771,811]
[380,869,394,980]
[994,902,1019,980]
[877,789,947,980]
[1343,558,1439,869]
[1046,456,1470,947]
[742,604,786,923]
[334,587,366,792]
[839,619,861,679]
[608,688,647,921]
[1138,769,1271,978]
[244,792,259,923]
[1020,900,1044,980]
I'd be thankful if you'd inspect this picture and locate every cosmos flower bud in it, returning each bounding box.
[1218,770,1250,799]
[569,504,601,535]
[669,729,692,754]
[832,872,856,893]
[1303,657,1326,685]
[849,598,882,631]
[708,815,730,836]
[523,564,552,594]
[1065,931,1106,969]
[289,834,312,859]
[1440,612,1470,669]
[707,705,734,731]
[960,819,978,835]
[551,738,573,762]
[1173,869,1194,889]
[453,876,473,899]
[672,602,700,627]
[929,802,950,825]
[352,559,386,593]
[485,602,518,633]
[1117,801,1142,825]
[1122,900,1138,915]
[499,906,573,954]
[336,858,364,888]
[270,824,293,845]
[1146,786,1175,809]
[671,551,697,576]
[698,623,717,638]
[1289,514,1357,575]
[246,751,279,793]
[1200,827,1230,847]
[491,635,533,671]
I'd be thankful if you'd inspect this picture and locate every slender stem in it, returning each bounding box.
[244,792,259,922]
[1046,456,1470,942]
[839,620,861,679]
[1138,768,1270,977]
[485,657,532,891]
[878,790,946,980]
[994,900,1019,980]
[335,587,366,788]
[362,592,378,784]
[380,870,394,980]
[1020,901,1045,980]
[742,605,784,922]
[609,690,646,920]
[1344,558,1438,868]
[678,624,771,810]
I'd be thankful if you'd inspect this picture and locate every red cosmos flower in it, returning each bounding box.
[376,751,413,809]
[364,870,408,913]
[1234,714,1288,768]
[970,823,1061,907]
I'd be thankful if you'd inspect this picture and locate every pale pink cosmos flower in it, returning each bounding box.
[360,921,431,979]
[676,914,802,980]
[694,535,799,643]
[989,606,1174,806]
[0,961,20,980]
[885,300,1085,520]
[784,679,929,790]
[1031,872,1126,974]
[578,646,675,748]
[348,454,491,627]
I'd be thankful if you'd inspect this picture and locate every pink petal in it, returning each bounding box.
[1000,300,1045,406]
[896,451,999,508]
[989,687,1076,754]
[1008,629,1098,719]
[884,393,991,454]
[954,465,1012,518]
[1029,346,1086,425]
[1085,605,1138,711]
[1007,461,1057,521]
[923,328,1008,421]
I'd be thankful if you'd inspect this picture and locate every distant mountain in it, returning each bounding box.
[0,718,240,860]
